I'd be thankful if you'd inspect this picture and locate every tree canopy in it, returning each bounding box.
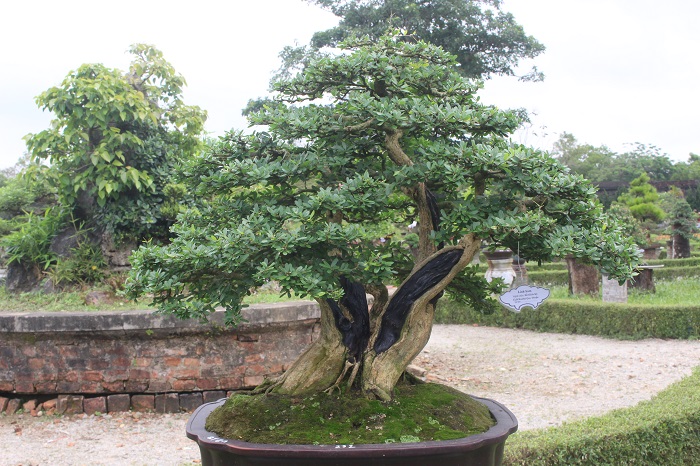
[552,133,679,184]
[275,0,544,81]
[128,33,638,399]
[25,44,207,243]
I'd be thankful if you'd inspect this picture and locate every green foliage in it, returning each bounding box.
[128,33,637,327]
[505,367,700,465]
[1,208,67,271]
[605,202,647,247]
[46,236,107,287]
[305,0,545,80]
[0,167,57,237]
[668,196,698,240]
[618,173,665,228]
[553,133,680,184]
[24,44,206,243]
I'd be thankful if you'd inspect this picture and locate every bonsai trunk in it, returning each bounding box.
[273,236,480,400]
[671,232,691,259]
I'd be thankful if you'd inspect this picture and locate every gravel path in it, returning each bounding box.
[3,325,700,466]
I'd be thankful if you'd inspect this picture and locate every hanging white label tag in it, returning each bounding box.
[499,285,550,313]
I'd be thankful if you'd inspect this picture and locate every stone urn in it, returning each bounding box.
[186,396,518,466]
[483,250,516,288]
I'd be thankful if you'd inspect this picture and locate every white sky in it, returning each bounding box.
[1,0,698,170]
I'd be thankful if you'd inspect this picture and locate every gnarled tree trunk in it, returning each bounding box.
[274,236,480,400]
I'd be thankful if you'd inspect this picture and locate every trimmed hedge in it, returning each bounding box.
[647,257,700,268]
[504,367,700,465]
[526,266,700,287]
[435,300,700,340]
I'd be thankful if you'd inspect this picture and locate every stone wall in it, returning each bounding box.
[0,302,320,397]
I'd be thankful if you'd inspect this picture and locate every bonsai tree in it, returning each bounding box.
[618,172,665,247]
[127,33,638,401]
[606,202,647,248]
[664,193,698,258]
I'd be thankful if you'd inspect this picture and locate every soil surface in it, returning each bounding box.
[3,325,700,466]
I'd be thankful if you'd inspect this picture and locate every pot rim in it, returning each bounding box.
[186,395,518,459]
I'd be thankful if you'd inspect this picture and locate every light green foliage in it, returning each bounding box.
[618,173,665,225]
[0,169,55,237]
[1,209,107,287]
[2,208,67,272]
[25,44,206,243]
[128,33,638,325]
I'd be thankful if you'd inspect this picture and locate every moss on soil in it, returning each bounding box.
[205,380,494,445]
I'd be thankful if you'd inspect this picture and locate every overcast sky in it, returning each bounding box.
[1,0,697,170]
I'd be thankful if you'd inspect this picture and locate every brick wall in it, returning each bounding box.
[0,301,320,396]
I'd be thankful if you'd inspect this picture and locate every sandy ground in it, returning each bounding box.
[2,325,699,466]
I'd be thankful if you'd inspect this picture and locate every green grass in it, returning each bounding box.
[0,287,150,312]
[547,278,700,306]
[0,284,303,313]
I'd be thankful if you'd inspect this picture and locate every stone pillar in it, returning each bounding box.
[602,274,627,303]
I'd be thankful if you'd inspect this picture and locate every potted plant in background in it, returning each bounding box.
[127,33,639,465]
[617,173,666,259]
[659,187,698,259]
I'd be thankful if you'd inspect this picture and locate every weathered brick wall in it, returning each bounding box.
[0,302,320,396]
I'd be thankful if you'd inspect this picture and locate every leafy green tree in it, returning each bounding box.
[276,0,544,81]
[673,153,700,181]
[617,143,674,182]
[128,33,638,400]
[552,135,676,184]
[551,132,617,183]
[25,44,207,244]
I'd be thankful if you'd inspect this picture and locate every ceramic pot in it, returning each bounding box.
[186,396,518,466]
[483,250,516,288]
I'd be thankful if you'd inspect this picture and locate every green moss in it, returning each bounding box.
[205,381,494,445]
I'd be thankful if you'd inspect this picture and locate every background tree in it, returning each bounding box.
[672,153,700,210]
[25,44,207,245]
[128,33,638,400]
[300,0,544,80]
[551,132,617,183]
